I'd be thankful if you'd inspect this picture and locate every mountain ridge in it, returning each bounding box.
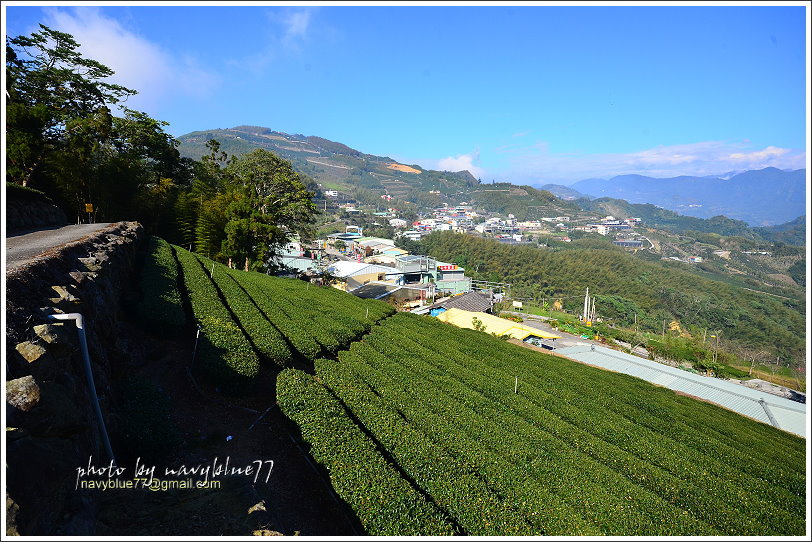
[177,126,480,198]
[177,126,805,229]
[568,167,806,226]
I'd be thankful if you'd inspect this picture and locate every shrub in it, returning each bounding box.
[174,246,260,392]
[135,237,186,337]
[276,368,456,535]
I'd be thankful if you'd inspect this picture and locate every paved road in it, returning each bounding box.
[324,246,353,262]
[503,312,591,349]
[6,223,112,270]
[502,310,649,357]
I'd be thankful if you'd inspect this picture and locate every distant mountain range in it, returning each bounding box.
[178,126,805,234]
[539,184,590,200]
[566,168,806,226]
[754,215,807,247]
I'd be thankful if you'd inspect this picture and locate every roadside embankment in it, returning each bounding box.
[6,222,143,535]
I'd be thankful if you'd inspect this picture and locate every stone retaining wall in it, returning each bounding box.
[5,222,144,535]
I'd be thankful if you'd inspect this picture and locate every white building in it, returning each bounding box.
[400,230,423,241]
[518,220,543,230]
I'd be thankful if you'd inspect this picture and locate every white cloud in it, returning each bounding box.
[495,140,806,185]
[436,151,486,180]
[266,7,317,50]
[230,8,318,73]
[41,7,219,114]
[282,10,312,45]
[728,146,789,162]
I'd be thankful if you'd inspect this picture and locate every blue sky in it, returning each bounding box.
[4,3,808,185]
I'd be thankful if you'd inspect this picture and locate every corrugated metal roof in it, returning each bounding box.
[427,291,492,313]
[327,261,396,278]
[382,248,408,256]
[555,345,806,437]
[435,308,560,340]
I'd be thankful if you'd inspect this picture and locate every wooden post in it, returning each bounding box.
[713,332,720,364]
[190,324,202,369]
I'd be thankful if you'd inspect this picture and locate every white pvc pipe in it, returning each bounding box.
[48,313,116,464]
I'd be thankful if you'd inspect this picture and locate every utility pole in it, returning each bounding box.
[712,331,721,364]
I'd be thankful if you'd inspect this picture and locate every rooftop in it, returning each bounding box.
[427,291,492,313]
[435,308,560,340]
[326,261,397,278]
[555,345,806,437]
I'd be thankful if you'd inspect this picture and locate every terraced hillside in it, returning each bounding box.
[177,126,478,197]
[138,237,806,536]
[279,314,806,536]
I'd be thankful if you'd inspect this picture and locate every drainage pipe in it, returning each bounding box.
[48,313,116,464]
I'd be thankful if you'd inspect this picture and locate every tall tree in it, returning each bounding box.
[221,149,318,271]
[6,25,134,187]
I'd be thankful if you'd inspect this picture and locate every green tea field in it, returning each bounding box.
[138,237,807,536]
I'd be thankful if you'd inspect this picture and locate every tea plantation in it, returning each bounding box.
[139,237,807,535]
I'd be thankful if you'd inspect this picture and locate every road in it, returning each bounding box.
[502,310,650,357]
[740,287,797,301]
[324,246,354,262]
[501,311,590,349]
[6,223,113,270]
[639,235,655,250]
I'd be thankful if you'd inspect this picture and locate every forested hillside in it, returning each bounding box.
[579,198,763,239]
[755,216,807,247]
[419,231,805,366]
[470,183,580,219]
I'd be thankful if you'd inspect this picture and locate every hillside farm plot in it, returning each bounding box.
[225,266,394,360]
[386,163,422,174]
[172,247,394,365]
[278,313,806,536]
[135,237,186,337]
[174,246,260,391]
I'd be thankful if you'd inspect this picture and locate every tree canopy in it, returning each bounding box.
[6,25,319,273]
[6,24,187,227]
